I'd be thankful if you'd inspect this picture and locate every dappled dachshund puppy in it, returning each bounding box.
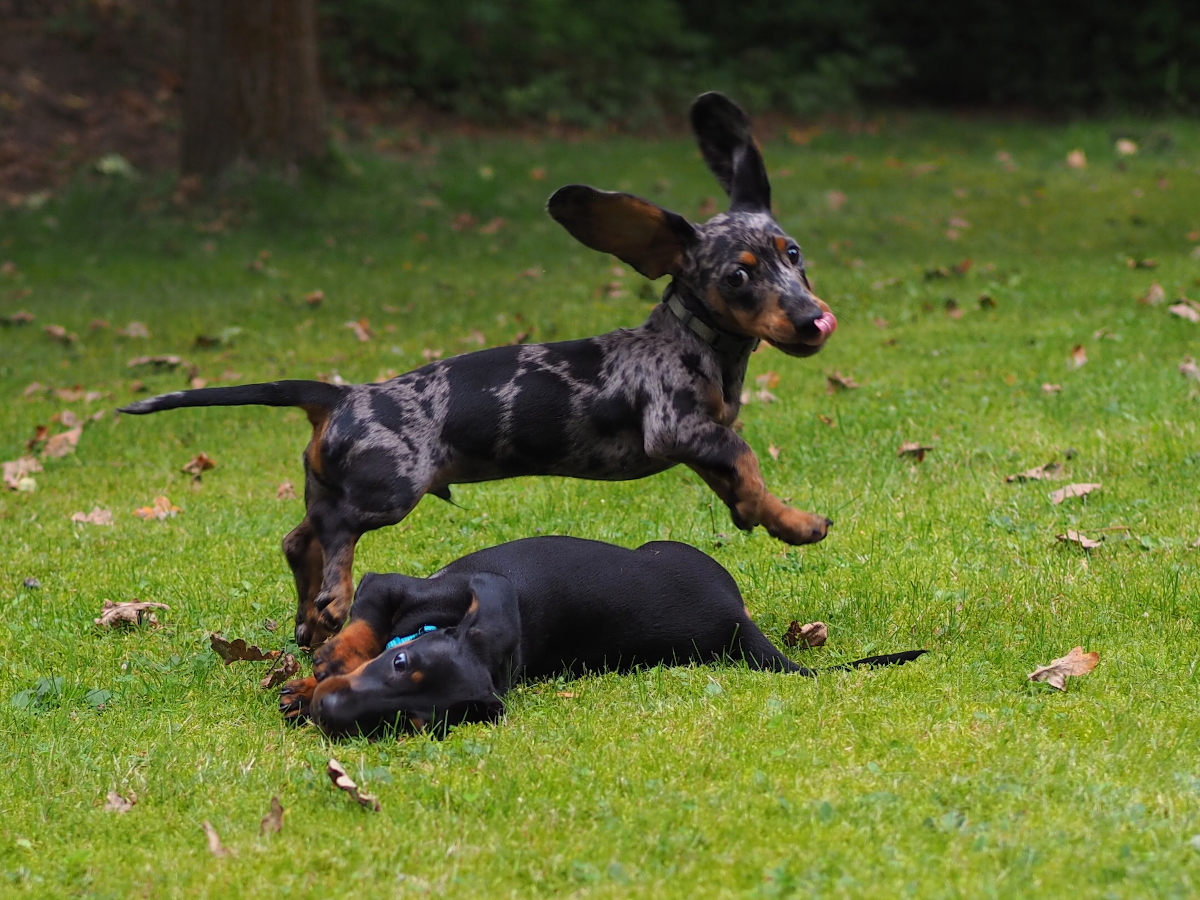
[278,536,925,738]
[119,92,838,648]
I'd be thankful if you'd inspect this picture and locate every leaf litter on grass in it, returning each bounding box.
[1028,646,1099,691]
[94,600,169,628]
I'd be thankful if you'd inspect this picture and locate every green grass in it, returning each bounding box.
[2,114,1200,898]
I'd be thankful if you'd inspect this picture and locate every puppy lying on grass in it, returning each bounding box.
[279,536,925,738]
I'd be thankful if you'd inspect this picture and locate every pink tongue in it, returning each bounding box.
[814,312,837,338]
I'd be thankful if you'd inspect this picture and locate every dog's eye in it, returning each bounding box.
[725,268,748,288]
[393,651,409,671]
[786,245,801,264]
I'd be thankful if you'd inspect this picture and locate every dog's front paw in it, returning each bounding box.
[314,590,350,633]
[764,507,832,545]
[280,676,317,723]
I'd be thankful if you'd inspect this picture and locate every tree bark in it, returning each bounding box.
[182,0,326,178]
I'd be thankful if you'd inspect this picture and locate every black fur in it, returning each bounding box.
[295,536,926,737]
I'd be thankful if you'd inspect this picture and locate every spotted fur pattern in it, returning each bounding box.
[120,92,836,648]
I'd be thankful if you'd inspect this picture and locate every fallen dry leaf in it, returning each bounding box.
[104,791,136,813]
[327,759,380,812]
[1115,138,1138,156]
[826,371,860,394]
[767,444,781,461]
[260,653,300,689]
[478,217,506,235]
[44,324,78,345]
[1057,529,1102,550]
[95,600,169,628]
[134,496,181,519]
[1028,646,1099,691]
[209,633,281,664]
[1126,257,1158,269]
[450,212,477,231]
[1169,302,1200,323]
[756,371,781,390]
[1069,345,1088,369]
[42,425,82,458]
[1180,356,1200,381]
[305,289,324,306]
[127,354,184,370]
[71,507,113,526]
[345,319,373,342]
[556,691,577,698]
[3,310,35,325]
[58,410,80,428]
[461,328,487,347]
[182,453,216,478]
[118,321,150,339]
[1066,149,1087,169]
[1050,482,1101,504]
[260,797,284,835]
[1138,282,1165,305]
[22,381,46,397]
[276,480,297,500]
[1005,462,1063,483]
[826,190,847,211]
[201,821,228,857]
[421,348,443,362]
[1042,383,1062,393]
[3,456,42,490]
[898,442,934,462]
[817,414,835,427]
[783,621,828,648]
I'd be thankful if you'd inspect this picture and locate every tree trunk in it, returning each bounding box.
[182,0,326,178]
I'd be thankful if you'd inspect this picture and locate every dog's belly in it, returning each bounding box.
[444,440,674,484]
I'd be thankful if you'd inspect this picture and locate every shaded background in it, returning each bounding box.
[1,0,1198,195]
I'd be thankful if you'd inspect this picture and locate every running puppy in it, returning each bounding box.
[278,536,925,737]
[120,92,838,647]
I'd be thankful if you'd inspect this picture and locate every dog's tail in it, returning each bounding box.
[739,625,927,675]
[119,380,349,419]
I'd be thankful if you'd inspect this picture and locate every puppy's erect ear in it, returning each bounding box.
[689,92,771,213]
[547,185,697,280]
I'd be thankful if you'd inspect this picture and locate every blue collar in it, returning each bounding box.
[385,625,439,650]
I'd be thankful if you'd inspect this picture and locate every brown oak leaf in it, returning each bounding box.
[898,442,934,462]
[117,321,150,339]
[1069,345,1088,369]
[1042,383,1062,393]
[260,653,300,689]
[71,508,113,526]
[201,821,228,857]
[783,621,828,648]
[95,600,169,627]
[134,496,181,519]
[327,759,380,812]
[104,791,136,813]
[1057,530,1102,550]
[3,457,42,490]
[1169,301,1200,323]
[209,633,281,664]
[127,354,185,369]
[1049,483,1101,504]
[1028,646,1099,691]
[344,319,372,342]
[826,371,860,393]
[182,453,216,478]
[1005,462,1063,483]
[42,425,82,458]
[1181,356,1200,382]
[276,480,297,500]
[260,796,284,835]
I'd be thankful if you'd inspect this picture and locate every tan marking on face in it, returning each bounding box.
[726,294,797,343]
[738,251,758,266]
[774,236,788,254]
[409,670,424,684]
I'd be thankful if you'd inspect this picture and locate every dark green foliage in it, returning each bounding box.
[319,0,1200,119]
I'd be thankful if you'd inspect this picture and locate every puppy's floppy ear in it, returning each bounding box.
[459,573,522,692]
[689,92,771,213]
[547,185,697,280]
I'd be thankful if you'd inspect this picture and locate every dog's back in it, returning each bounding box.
[433,535,784,677]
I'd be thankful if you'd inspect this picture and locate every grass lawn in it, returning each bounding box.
[1,112,1199,899]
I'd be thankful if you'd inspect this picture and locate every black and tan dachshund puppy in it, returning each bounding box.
[278,536,925,737]
[120,93,837,648]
